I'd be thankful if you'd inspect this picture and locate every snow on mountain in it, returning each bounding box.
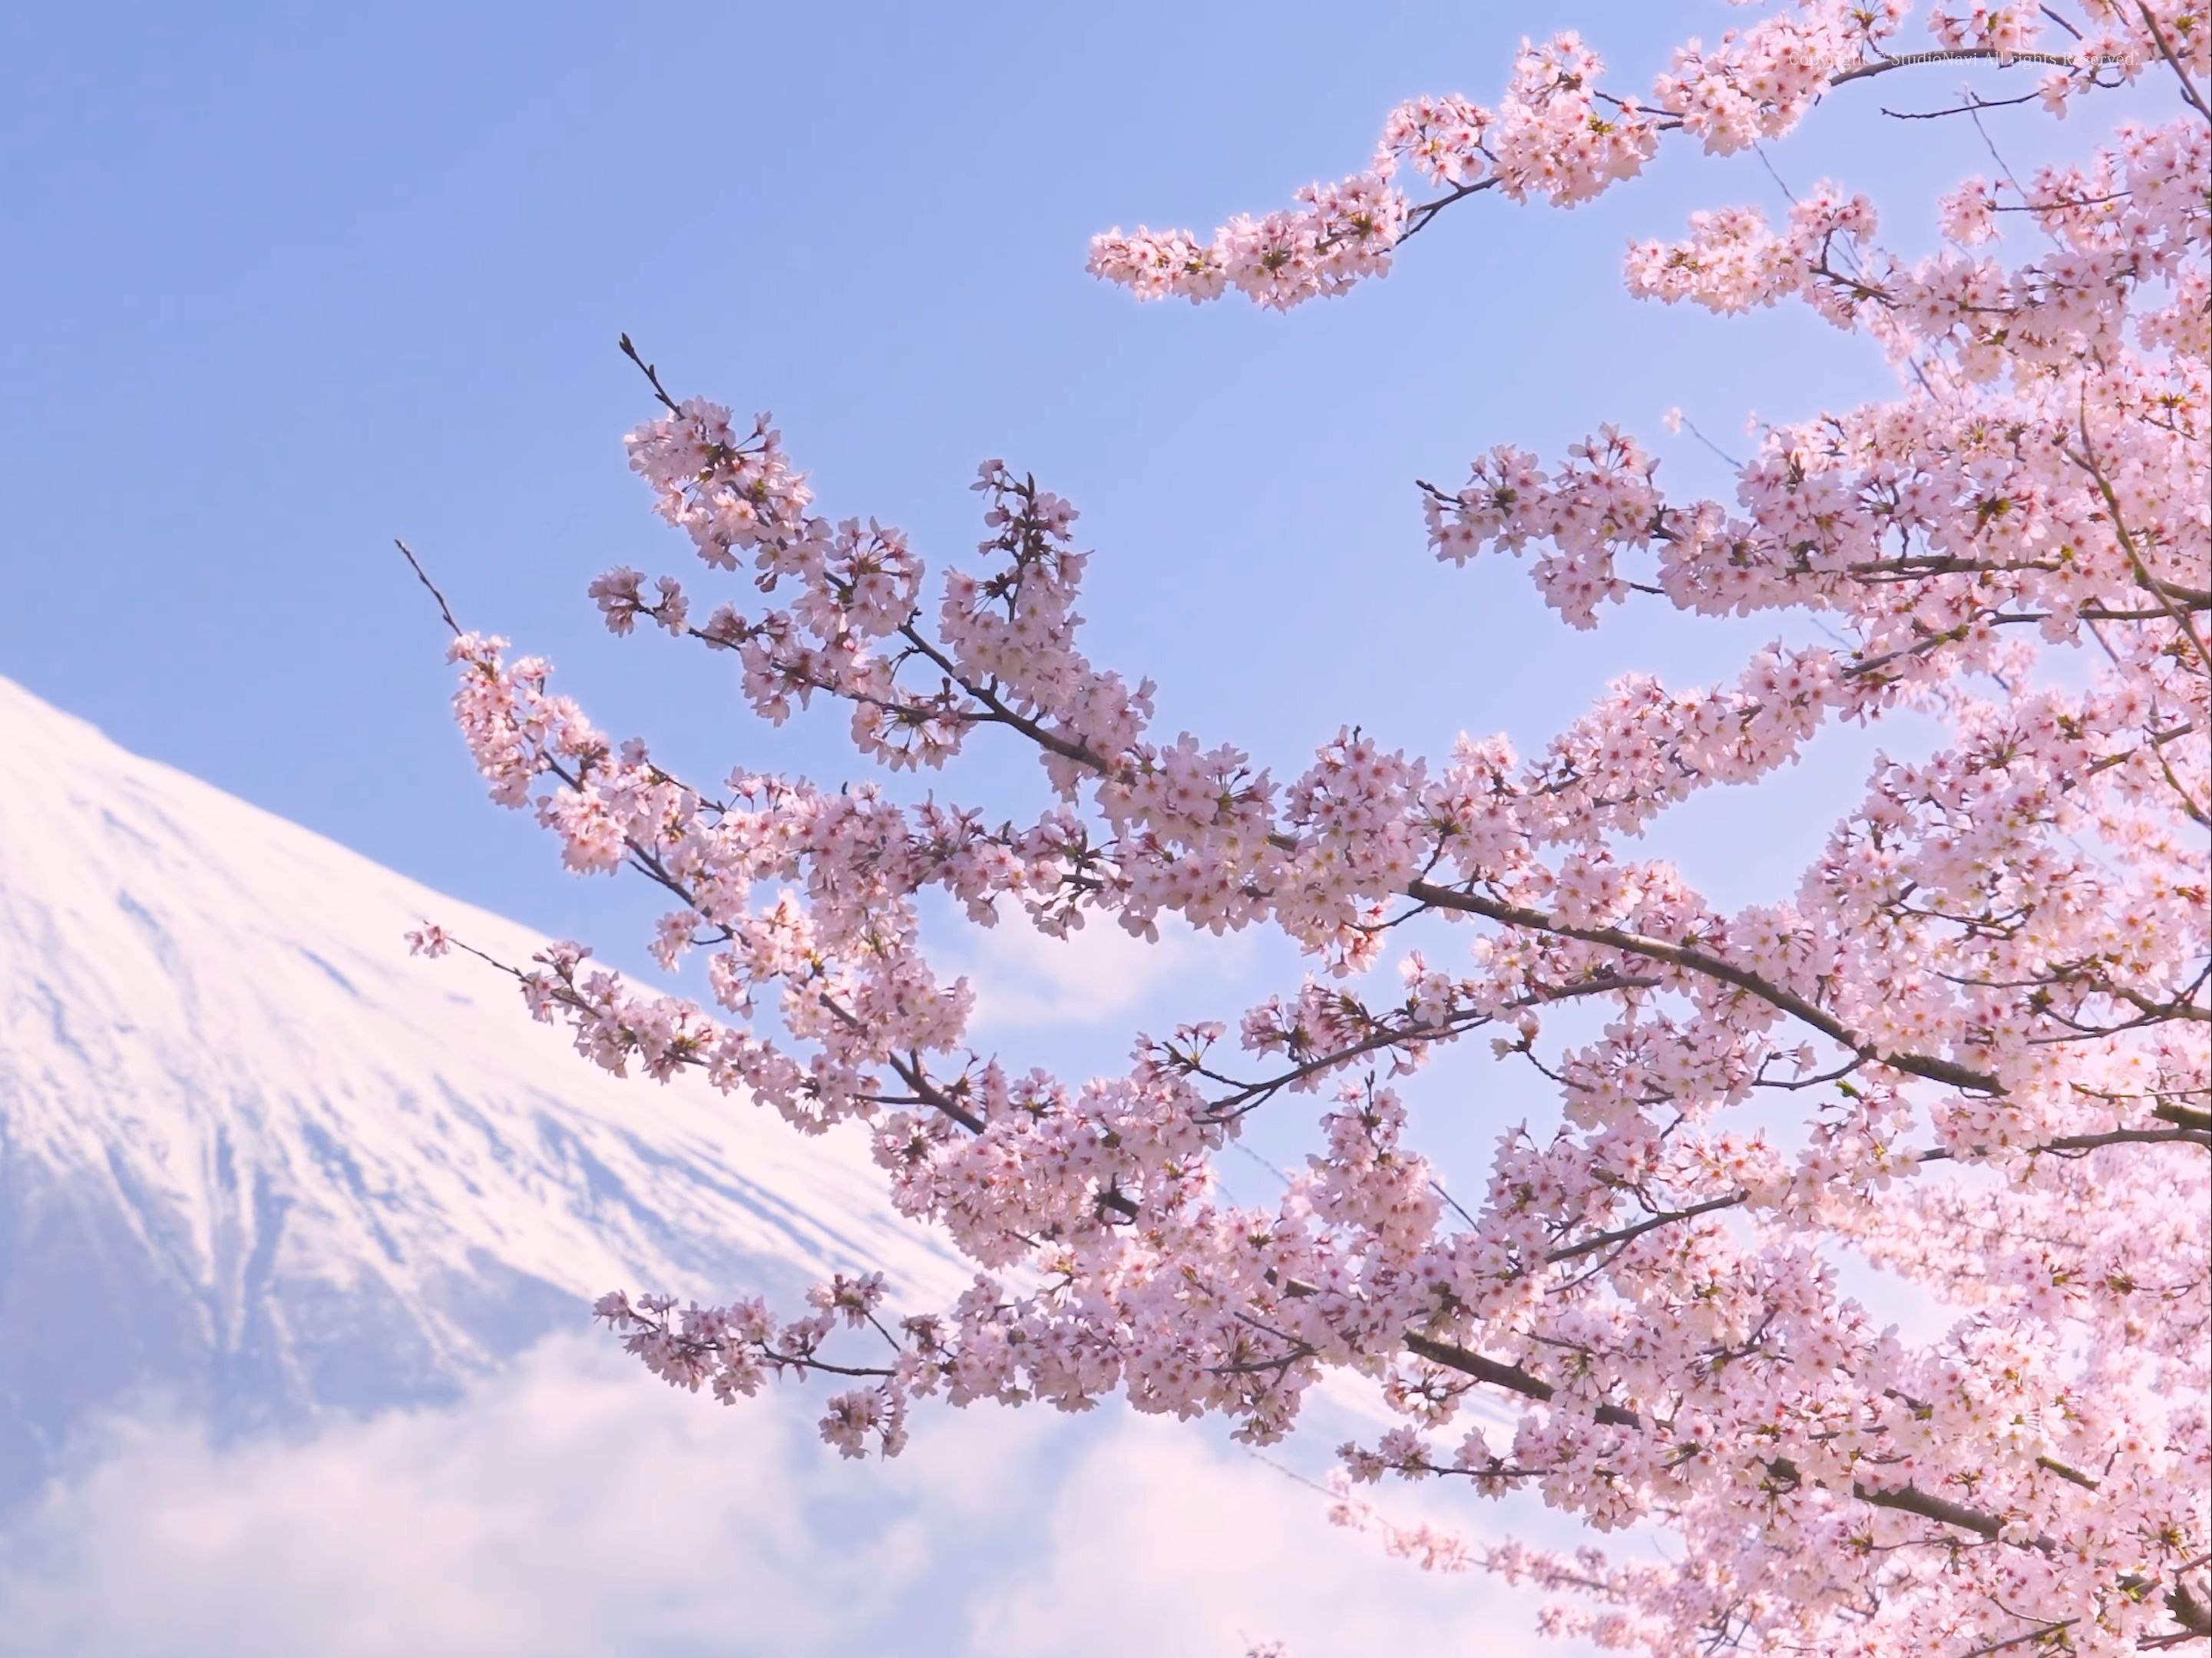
[0,674,956,1498]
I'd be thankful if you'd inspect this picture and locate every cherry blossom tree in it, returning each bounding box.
[406,3,2210,1651]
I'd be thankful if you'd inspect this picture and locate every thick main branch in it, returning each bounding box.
[1406,880,2005,1095]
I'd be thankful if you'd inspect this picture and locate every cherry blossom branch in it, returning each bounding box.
[1404,880,2004,1096]
[2067,420,2212,672]
[395,539,463,637]
[1408,1334,2052,1557]
[1826,47,2076,87]
[2137,1,2212,121]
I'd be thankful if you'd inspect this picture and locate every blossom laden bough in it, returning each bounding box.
[412,5,2210,1653]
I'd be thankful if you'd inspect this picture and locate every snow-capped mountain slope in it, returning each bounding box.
[0,675,954,1497]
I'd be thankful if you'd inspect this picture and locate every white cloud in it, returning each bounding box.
[961,914,1251,1034]
[970,1423,1550,1658]
[0,1335,1579,1658]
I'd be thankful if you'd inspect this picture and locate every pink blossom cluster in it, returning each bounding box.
[592,1280,911,1458]
[419,6,2210,1653]
[1087,30,1671,310]
[1086,2,2207,313]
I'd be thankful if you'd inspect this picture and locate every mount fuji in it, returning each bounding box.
[0,673,954,1500]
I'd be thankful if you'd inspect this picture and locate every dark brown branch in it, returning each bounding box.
[2068,421,2212,671]
[2169,1574,2212,1639]
[2035,1455,2100,1491]
[394,540,463,637]
[2138,2,2212,123]
[1406,880,2004,1096]
[1852,1478,2014,1541]
[1954,1616,2078,1656]
[2154,1101,2212,1135]
[617,332,683,414]
[1883,87,2047,120]
[1828,47,2075,88]
[891,619,1113,771]
[1403,1332,1642,1428]
[1399,177,1501,244]
[1189,976,1662,1120]
[1543,1193,1746,1263]
[1401,1334,2080,1563]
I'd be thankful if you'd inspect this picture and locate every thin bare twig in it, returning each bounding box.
[394,540,463,636]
